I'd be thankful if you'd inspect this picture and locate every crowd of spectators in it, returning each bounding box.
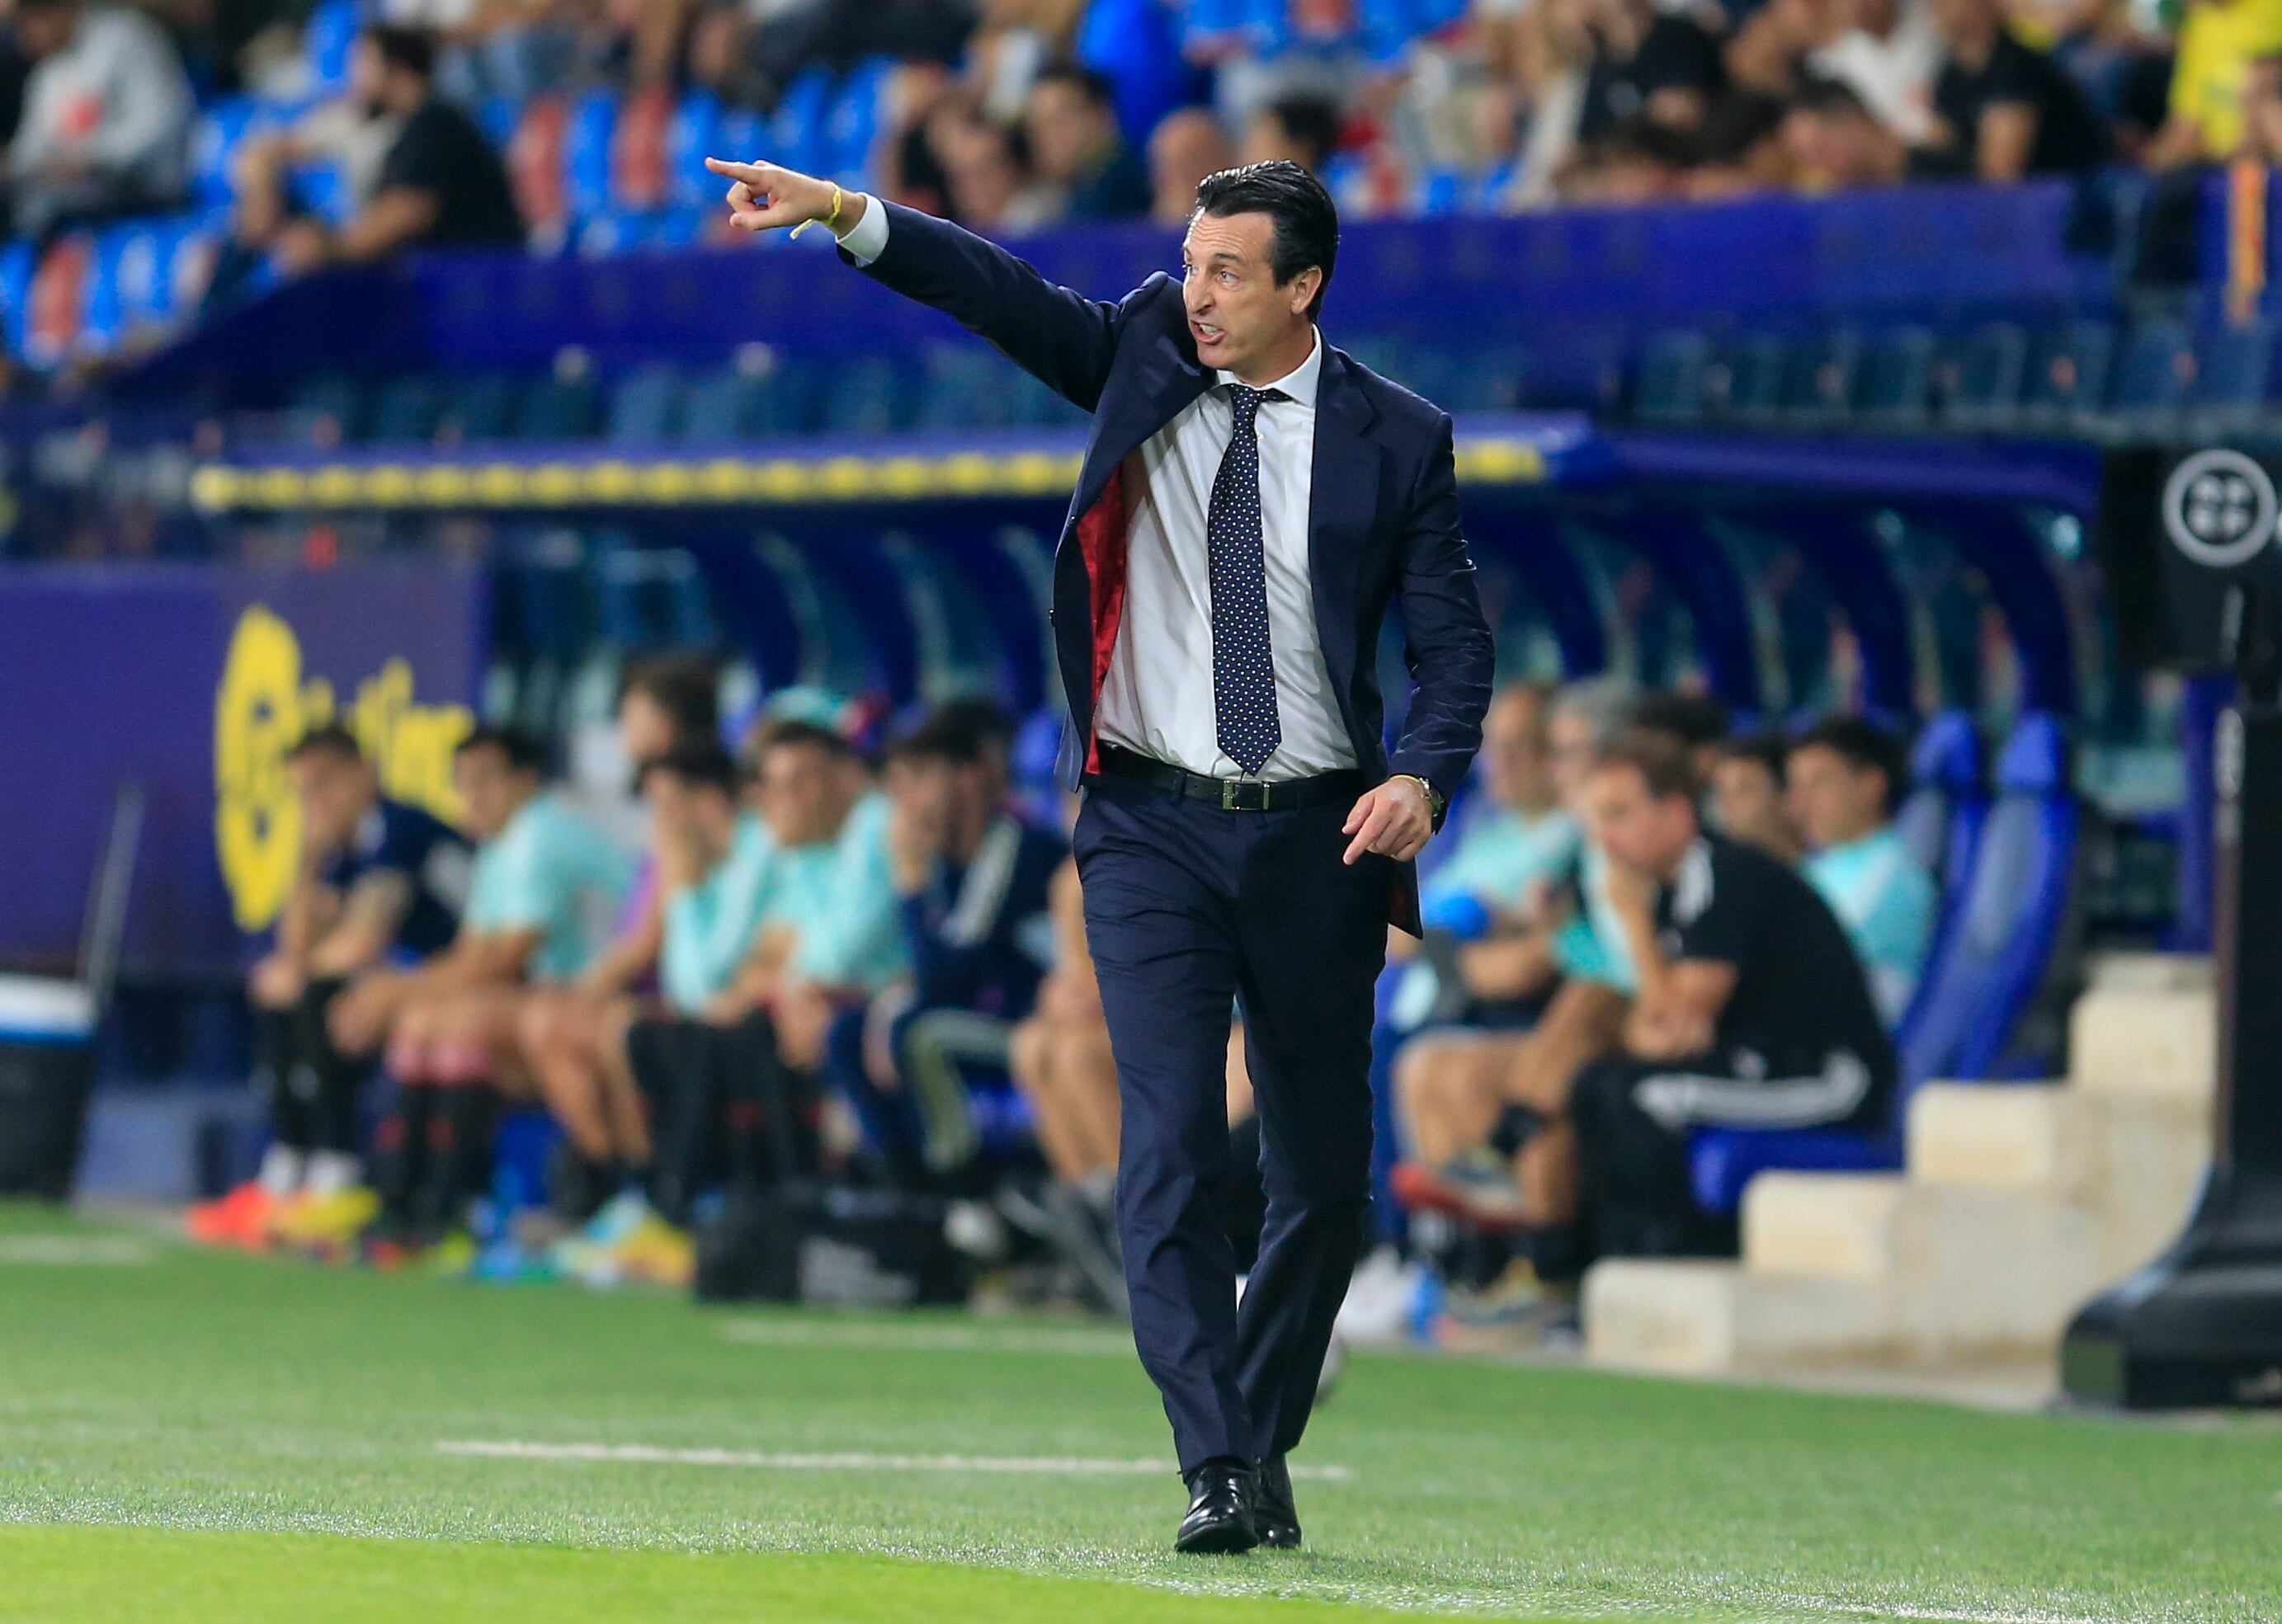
[5,0,2279,266]
[185,652,1944,1349]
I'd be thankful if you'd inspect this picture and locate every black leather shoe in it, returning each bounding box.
[1175,1461,1260,1555]
[1252,1454,1302,1550]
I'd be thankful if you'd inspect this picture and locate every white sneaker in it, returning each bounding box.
[1337,1245,1427,1346]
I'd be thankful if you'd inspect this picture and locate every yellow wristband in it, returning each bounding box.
[790,184,844,241]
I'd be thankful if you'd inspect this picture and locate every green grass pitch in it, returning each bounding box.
[0,1201,2275,1623]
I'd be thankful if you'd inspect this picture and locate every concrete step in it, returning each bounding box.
[1582,1258,1892,1375]
[2068,976,2215,1103]
[1741,1173,2105,1361]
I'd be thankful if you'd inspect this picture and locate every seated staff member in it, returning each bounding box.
[1569,731,1898,1259]
[187,723,469,1250]
[545,744,776,1287]
[348,725,633,1251]
[516,654,722,1216]
[1785,717,1937,1026]
[1708,732,1800,863]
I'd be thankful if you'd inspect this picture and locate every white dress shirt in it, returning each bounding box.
[838,199,1355,783]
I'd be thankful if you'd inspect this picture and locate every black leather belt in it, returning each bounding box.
[1094,742,1366,812]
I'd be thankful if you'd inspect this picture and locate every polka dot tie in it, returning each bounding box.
[1208,383,1288,777]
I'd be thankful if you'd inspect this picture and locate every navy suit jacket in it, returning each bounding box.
[845,202,1496,931]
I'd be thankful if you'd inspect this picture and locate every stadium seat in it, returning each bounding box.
[437,374,526,443]
[2190,314,2276,436]
[1635,329,1710,426]
[666,90,724,208]
[768,68,836,179]
[564,88,621,222]
[919,346,1022,431]
[606,363,687,443]
[2019,319,2115,432]
[1717,332,1789,426]
[2099,315,2192,435]
[287,374,369,447]
[367,375,443,443]
[1781,329,1865,430]
[517,373,601,440]
[818,355,912,436]
[0,241,33,357]
[303,0,360,94]
[23,234,92,368]
[1892,710,1987,914]
[1896,712,2078,1086]
[680,368,776,442]
[1687,1123,1901,1219]
[822,58,893,181]
[1855,327,1936,432]
[191,97,262,214]
[1942,322,2029,433]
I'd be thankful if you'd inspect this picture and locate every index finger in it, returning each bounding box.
[1345,801,1394,865]
[705,156,779,186]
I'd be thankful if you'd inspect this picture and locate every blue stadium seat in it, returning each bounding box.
[606,363,687,443]
[767,68,836,178]
[304,0,360,94]
[1718,332,1789,425]
[679,368,773,442]
[1943,322,2028,433]
[818,355,912,435]
[1893,710,1987,915]
[517,374,601,439]
[823,58,893,181]
[2101,315,2191,434]
[287,373,368,446]
[1688,1124,1901,1219]
[439,374,526,443]
[2190,314,2276,435]
[1781,328,1864,428]
[564,89,620,222]
[0,241,33,356]
[1897,712,2078,1086]
[2020,319,2115,431]
[367,375,442,442]
[667,90,724,207]
[1635,329,1710,426]
[1856,326,1935,432]
[191,98,262,214]
[919,346,1022,431]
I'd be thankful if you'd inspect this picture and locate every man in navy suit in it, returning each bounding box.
[707,151,1495,1553]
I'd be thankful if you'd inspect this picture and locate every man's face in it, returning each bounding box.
[886,755,955,837]
[1547,708,1602,809]
[1711,756,1789,850]
[1150,111,1233,226]
[1181,209,1315,377]
[348,40,393,117]
[292,750,375,857]
[617,690,682,769]
[1025,78,1102,184]
[452,746,530,841]
[1785,743,1888,850]
[1584,762,1696,877]
[1478,690,1554,811]
[757,741,839,847]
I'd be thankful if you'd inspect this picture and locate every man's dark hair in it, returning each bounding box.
[620,654,720,748]
[639,742,743,800]
[1715,729,1791,783]
[1589,116,1703,174]
[885,700,1007,770]
[1789,715,1910,813]
[1700,92,1789,164]
[362,23,437,80]
[1259,93,1342,173]
[1629,691,1731,751]
[454,723,549,777]
[747,716,855,765]
[1034,59,1118,111]
[286,722,366,766]
[1598,728,1703,804]
[1789,77,1874,125]
[1193,160,1340,320]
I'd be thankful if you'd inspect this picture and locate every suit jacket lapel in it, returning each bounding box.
[1073,322,1209,519]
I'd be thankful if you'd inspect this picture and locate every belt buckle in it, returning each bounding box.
[1221,779,1242,811]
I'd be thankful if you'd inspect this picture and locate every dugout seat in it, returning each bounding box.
[1855,326,1935,432]
[1892,710,1987,914]
[607,363,687,443]
[1894,711,2077,1086]
[1942,321,2029,433]
[1634,329,1710,426]
[2190,314,2277,437]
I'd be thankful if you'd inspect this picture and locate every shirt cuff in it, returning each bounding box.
[836,195,889,265]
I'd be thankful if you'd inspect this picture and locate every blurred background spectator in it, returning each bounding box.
[2,0,192,242]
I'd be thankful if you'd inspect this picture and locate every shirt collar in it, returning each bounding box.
[1214,327,1323,408]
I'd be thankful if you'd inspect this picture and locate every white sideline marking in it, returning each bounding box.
[721,1318,1134,1359]
[436,1440,1353,1482]
[0,1236,153,1266]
